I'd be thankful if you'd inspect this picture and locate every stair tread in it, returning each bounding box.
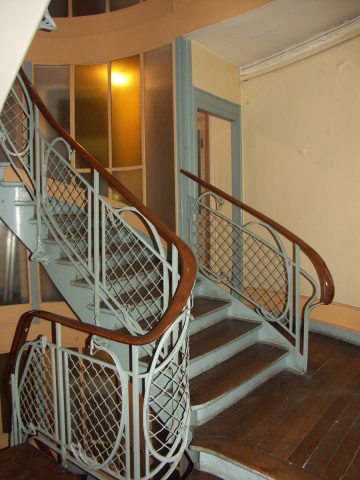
[0,443,85,479]
[191,296,230,318]
[190,342,288,406]
[190,317,260,360]
[191,436,323,480]
[190,469,222,480]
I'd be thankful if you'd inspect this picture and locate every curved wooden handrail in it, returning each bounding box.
[181,169,334,305]
[6,308,189,423]
[18,69,197,344]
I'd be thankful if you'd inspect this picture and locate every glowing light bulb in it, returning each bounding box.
[111,71,130,87]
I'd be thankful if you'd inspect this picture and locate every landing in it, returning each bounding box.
[193,333,360,480]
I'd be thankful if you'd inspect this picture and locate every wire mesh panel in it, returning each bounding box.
[144,312,190,471]
[192,193,291,332]
[43,142,92,268]
[15,339,57,441]
[65,349,126,470]
[102,204,170,334]
[0,77,33,160]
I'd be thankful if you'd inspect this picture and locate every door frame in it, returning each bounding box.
[175,36,242,242]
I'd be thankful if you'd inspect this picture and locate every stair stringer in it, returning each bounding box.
[195,274,304,372]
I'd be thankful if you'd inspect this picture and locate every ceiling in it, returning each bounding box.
[185,0,360,68]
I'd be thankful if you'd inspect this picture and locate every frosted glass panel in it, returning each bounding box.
[72,0,106,16]
[144,45,175,229]
[111,56,141,167]
[40,265,63,302]
[0,220,28,305]
[34,65,70,143]
[49,0,69,17]
[112,169,142,203]
[110,0,139,11]
[75,64,109,168]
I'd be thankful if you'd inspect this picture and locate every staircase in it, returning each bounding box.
[0,70,334,480]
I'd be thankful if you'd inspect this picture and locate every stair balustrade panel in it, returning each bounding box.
[181,169,334,368]
[9,311,191,480]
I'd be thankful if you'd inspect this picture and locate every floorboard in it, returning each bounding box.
[193,333,360,480]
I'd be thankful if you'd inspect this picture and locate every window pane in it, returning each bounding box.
[144,45,175,229]
[110,0,139,11]
[49,0,69,17]
[111,56,141,168]
[34,65,70,139]
[72,0,106,16]
[40,265,63,302]
[75,64,109,168]
[112,169,142,203]
[0,220,28,305]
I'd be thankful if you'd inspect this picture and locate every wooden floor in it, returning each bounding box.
[193,333,360,479]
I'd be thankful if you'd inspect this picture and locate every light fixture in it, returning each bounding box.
[111,71,131,87]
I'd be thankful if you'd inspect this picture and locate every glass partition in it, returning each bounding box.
[110,0,139,11]
[72,0,106,16]
[144,45,175,228]
[75,64,109,168]
[34,65,70,140]
[111,56,141,168]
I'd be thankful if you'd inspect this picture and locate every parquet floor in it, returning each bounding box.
[193,333,360,479]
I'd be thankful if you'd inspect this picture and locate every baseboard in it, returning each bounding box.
[310,320,360,346]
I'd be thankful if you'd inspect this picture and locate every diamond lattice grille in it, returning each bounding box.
[146,326,189,460]
[104,207,166,333]
[45,150,89,265]
[195,205,288,317]
[66,353,125,468]
[0,82,32,162]
[19,346,56,438]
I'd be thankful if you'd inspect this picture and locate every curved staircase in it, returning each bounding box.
[0,69,334,480]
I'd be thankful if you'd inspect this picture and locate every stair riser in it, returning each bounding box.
[190,305,232,335]
[190,354,289,426]
[189,327,261,379]
[198,452,267,480]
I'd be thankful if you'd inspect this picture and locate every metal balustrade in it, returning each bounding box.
[181,169,334,369]
[0,71,196,479]
[9,311,190,479]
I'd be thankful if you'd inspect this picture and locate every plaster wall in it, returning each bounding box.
[241,34,360,332]
[192,42,241,105]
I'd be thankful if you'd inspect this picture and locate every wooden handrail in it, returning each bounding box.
[181,169,334,305]
[18,69,197,345]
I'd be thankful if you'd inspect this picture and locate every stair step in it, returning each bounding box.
[190,342,288,408]
[191,296,230,319]
[0,443,85,479]
[190,318,260,361]
[191,436,323,480]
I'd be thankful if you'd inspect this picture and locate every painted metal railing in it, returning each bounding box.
[181,170,334,369]
[7,310,190,479]
[0,71,197,478]
[0,70,196,337]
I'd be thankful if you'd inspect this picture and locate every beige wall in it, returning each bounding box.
[27,0,270,65]
[241,34,360,332]
[192,41,241,105]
